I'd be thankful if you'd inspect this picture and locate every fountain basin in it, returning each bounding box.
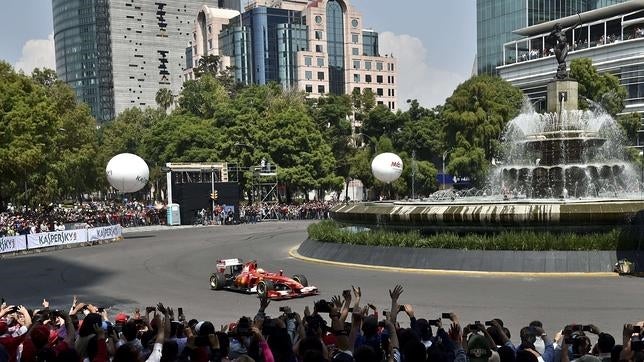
[330,199,644,234]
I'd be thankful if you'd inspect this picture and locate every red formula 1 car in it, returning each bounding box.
[209,258,319,300]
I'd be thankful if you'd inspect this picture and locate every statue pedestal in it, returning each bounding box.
[547,80,578,114]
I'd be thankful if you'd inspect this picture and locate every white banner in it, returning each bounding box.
[27,229,88,250]
[87,224,122,241]
[0,235,27,253]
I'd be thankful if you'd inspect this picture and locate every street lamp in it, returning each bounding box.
[640,150,643,199]
[411,150,416,199]
[442,150,449,190]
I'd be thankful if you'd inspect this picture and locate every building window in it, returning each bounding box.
[352,33,359,43]
[351,19,359,28]
[305,57,312,66]
[318,85,325,94]
[315,15,323,24]
[365,75,372,83]
[352,48,359,56]
[377,88,383,96]
[376,62,383,71]
[391,89,395,97]
[354,74,360,82]
[315,30,323,40]
[317,71,325,80]
[391,76,395,84]
[208,39,212,49]
[377,75,383,83]
[305,84,313,93]
[208,25,212,34]
[353,60,360,69]
[365,61,372,70]
[305,71,312,80]
[316,44,323,52]
[317,57,324,67]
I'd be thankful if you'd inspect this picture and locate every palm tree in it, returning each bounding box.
[155,88,174,112]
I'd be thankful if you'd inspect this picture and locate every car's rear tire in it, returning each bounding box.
[292,274,308,287]
[210,272,225,290]
[257,280,274,297]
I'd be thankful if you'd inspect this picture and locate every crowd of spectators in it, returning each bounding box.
[0,200,339,235]
[238,202,337,223]
[0,201,165,237]
[1,285,642,362]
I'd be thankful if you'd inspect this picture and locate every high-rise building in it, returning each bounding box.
[185,0,397,112]
[52,0,220,122]
[476,0,625,76]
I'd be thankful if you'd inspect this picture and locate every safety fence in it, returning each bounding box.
[0,225,122,254]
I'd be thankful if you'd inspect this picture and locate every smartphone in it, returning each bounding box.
[382,310,389,317]
[342,289,350,295]
[398,305,405,312]
[178,307,184,316]
[485,321,493,326]
[582,325,592,332]
[348,307,354,312]
[97,307,105,313]
[634,326,642,333]
[442,313,451,319]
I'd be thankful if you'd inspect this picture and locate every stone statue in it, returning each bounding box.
[548,17,581,80]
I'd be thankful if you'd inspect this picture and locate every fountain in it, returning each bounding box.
[330,29,644,235]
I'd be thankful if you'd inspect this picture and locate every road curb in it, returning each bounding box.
[289,244,619,278]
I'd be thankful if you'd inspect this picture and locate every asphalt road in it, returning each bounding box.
[1,221,642,340]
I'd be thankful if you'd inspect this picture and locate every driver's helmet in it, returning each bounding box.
[256,268,265,273]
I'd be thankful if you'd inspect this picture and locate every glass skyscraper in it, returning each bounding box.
[53,0,213,123]
[53,0,114,122]
[477,0,625,75]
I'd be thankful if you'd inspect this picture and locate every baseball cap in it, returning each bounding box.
[468,334,492,362]
[115,313,129,323]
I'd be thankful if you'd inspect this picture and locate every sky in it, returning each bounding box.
[0,0,477,109]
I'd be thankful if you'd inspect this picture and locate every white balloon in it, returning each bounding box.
[106,153,150,192]
[371,153,403,183]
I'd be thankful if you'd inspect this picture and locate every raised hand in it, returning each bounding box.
[157,302,167,315]
[352,285,361,299]
[42,299,49,309]
[331,295,342,308]
[389,285,404,302]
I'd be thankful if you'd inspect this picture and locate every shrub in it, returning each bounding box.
[307,221,632,251]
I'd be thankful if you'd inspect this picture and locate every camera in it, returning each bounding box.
[485,321,493,326]
[442,313,452,319]
[314,299,333,313]
[429,319,441,327]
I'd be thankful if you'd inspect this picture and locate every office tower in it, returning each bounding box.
[53,0,216,122]
[186,0,397,111]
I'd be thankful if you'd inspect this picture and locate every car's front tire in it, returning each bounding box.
[210,272,225,290]
[257,280,274,297]
[292,274,308,287]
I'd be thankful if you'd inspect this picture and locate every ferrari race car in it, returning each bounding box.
[209,258,319,300]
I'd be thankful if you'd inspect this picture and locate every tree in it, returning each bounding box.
[570,58,627,116]
[194,54,221,78]
[0,62,98,207]
[442,75,524,185]
[155,88,174,112]
[178,74,230,119]
[617,113,642,145]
